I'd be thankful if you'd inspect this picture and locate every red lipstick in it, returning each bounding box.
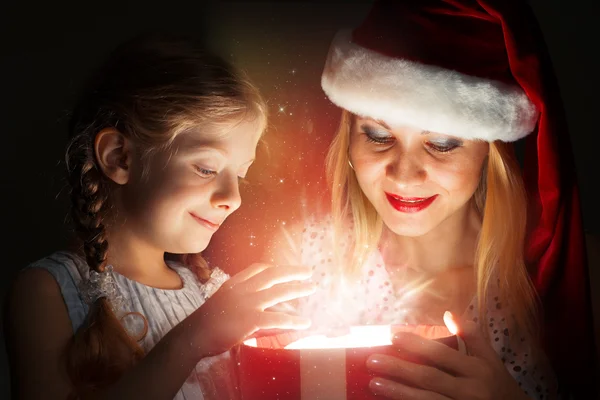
[385,193,438,213]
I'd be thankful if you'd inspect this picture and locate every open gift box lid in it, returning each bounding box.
[236,324,465,400]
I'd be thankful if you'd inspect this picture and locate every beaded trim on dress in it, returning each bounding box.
[199,268,230,301]
[78,264,127,313]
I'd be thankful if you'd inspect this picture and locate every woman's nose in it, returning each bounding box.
[386,148,427,189]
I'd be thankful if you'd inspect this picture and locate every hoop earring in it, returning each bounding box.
[348,159,354,170]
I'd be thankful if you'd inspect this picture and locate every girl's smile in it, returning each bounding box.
[189,212,222,232]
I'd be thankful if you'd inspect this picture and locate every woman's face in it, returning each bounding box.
[348,116,489,237]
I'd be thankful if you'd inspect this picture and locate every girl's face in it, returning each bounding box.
[348,116,489,237]
[119,118,262,254]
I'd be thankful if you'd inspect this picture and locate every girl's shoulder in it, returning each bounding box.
[26,250,90,283]
[22,251,90,332]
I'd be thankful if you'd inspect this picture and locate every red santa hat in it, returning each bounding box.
[321,0,596,396]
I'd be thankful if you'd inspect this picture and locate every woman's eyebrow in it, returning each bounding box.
[364,118,392,130]
[364,119,430,136]
[375,119,392,130]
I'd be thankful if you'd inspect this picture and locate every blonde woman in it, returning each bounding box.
[265,0,595,399]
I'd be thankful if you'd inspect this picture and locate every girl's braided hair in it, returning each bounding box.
[63,32,266,396]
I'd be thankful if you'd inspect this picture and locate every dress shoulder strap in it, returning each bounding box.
[26,251,90,333]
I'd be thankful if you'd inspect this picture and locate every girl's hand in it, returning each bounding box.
[192,263,315,358]
[366,311,530,400]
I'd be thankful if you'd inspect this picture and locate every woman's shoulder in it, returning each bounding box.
[300,213,337,240]
[300,212,353,233]
[263,213,353,264]
[298,214,355,264]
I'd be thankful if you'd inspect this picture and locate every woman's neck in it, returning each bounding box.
[379,200,481,274]
[378,201,481,323]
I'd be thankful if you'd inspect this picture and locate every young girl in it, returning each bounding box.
[265,0,595,399]
[4,33,315,399]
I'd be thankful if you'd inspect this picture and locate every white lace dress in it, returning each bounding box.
[28,251,237,400]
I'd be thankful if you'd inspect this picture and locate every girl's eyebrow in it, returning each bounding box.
[179,140,256,166]
[177,133,231,156]
[181,143,227,159]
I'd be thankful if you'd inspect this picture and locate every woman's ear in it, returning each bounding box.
[94,128,132,185]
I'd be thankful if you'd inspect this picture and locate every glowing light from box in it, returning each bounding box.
[243,325,393,350]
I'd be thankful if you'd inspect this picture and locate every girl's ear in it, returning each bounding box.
[94,128,133,185]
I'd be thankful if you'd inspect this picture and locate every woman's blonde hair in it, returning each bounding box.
[325,110,538,339]
[65,32,267,397]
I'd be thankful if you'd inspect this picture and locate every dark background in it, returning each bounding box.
[1,0,598,397]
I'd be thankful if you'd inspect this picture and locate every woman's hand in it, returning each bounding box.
[192,263,315,358]
[366,312,530,400]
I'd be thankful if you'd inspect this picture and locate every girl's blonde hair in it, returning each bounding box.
[325,110,538,339]
[65,32,267,396]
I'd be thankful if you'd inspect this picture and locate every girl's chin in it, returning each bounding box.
[172,240,211,256]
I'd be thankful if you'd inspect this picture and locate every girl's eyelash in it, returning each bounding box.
[194,165,250,184]
[194,165,217,178]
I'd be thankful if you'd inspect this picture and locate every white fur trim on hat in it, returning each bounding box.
[321,31,539,142]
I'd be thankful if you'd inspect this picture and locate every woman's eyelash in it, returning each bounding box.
[363,127,394,144]
[426,141,462,153]
[361,125,462,152]
[365,135,393,145]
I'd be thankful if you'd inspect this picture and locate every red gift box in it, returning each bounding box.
[236,325,465,400]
